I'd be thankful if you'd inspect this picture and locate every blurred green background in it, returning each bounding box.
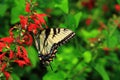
[0,0,120,80]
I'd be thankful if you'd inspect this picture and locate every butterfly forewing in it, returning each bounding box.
[34,28,75,64]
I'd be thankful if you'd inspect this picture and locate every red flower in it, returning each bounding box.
[0,53,6,60]
[0,37,14,44]
[23,33,33,45]
[0,42,6,52]
[16,46,22,57]
[31,13,47,25]
[14,60,28,67]
[28,23,38,34]
[26,2,31,12]
[1,63,7,71]
[23,57,30,64]
[85,18,92,26]
[115,4,120,12]
[35,13,47,24]
[3,71,10,80]
[9,50,14,59]
[21,46,28,57]
[19,15,28,29]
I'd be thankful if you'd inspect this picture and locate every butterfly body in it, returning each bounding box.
[33,28,75,64]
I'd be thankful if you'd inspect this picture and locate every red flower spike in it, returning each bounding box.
[23,33,33,45]
[3,71,10,80]
[1,63,7,71]
[28,23,38,32]
[21,46,28,57]
[0,53,6,60]
[115,4,120,12]
[26,2,31,12]
[14,60,27,67]
[36,13,47,24]
[9,50,14,59]
[16,46,22,57]
[0,37,14,44]
[0,42,6,52]
[23,57,30,64]
[19,15,28,29]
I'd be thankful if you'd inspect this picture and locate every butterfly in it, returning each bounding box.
[33,28,75,64]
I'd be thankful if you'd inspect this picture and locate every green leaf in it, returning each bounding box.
[0,4,8,17]
[94,64,110,80]
[83,51,92,63]
[64,14,76,31]
[11,73,20,80]
[55,0,69,14]
[74,12,82,28]
[43,71,66,80]
[79,29,100,41]
[26,46,39,68]
[11,0,25,24]
[117,0,120,4]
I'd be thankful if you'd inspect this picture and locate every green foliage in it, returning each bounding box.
[1,0,120,80]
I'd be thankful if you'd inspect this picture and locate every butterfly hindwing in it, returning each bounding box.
[34,28,75,64]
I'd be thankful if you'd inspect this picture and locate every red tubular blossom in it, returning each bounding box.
[23,33,33,45]
[14,60,28,67]
[16,46,22,57]
[21,46,28,57]
[1,63,7,71]
[23,57,30,64]
[31,13,47,25]
[19,15,28,29]
[115,4,120,12]
[26,2,31,12]
[0,53,6,60]
[3,71,10,80]
[0,37,14,44]
[9,50,14,59]
[28,23,38,31]
[0,42,6,52]
[35,13,47,24]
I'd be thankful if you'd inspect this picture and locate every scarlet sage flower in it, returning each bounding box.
[1,63,7,71]
[14,60,28,67]
[0,42,6,52]
[28,23,38,34]
[0,53,6,60]
[23,33,33,45]
[115,4,120,12]
[9,50,14,59]
[0,37,14,44]
[16,46,22,57]
[19,15,28,29]
[26,2,31,12]
[31,13,47,25]
[3,71,10,80]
